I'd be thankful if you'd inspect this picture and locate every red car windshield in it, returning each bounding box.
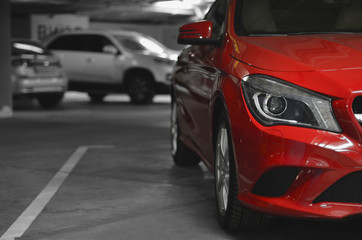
[235,0,362,35]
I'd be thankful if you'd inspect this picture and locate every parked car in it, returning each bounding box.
[43,30,178,104]
[171,0,362,230]
[11,39,68,109]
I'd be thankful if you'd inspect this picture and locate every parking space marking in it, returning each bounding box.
[0,145,114,240]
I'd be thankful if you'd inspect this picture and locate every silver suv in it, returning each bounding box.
[43,30,178,104]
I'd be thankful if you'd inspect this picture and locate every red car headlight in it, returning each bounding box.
[242,74,342,133]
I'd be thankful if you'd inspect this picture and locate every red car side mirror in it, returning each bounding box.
[177,20,219,45]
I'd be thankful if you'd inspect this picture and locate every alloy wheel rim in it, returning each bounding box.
[130,78,148,100]
[171,102,178,156]
[215,124,230,215]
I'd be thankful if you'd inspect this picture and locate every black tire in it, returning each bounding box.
[127,72,155,105]
[170,99,200,166]
[88,93,107,103]
[214,109,266,231]
[37,93,64,109]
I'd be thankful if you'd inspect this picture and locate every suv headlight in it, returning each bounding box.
[242,75,341,133]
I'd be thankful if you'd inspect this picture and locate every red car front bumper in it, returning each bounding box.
[232,89,362,219]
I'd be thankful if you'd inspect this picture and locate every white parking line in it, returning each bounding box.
[0,145,114,240]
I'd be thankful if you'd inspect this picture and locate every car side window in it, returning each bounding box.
[204,0,228,38]
[47,35,80,51]
[85,35,115,53]
[47,34,116,53]
[48,35,90,51]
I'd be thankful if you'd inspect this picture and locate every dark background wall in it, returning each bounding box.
[0,0,13,118]
[12,15,31,39]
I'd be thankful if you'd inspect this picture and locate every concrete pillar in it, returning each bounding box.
[0,0,13,118]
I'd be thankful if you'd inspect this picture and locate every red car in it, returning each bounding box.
[171,0,362,230]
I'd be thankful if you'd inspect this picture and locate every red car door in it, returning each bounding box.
[173,0,228,164]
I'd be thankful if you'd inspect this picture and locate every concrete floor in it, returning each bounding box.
[0,93,362,240]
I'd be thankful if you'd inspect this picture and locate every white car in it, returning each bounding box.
[43,30,179,104]
[11,39,68,109]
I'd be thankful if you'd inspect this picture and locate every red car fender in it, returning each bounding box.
[210,73,257,193]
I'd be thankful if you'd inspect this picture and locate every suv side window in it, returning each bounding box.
[85,35,114,53]
[48,34,115,53]
[47,35,82,51]
[204,0,228,38]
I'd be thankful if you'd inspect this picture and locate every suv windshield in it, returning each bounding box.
[113,35,165,54]
[235,0,362,35]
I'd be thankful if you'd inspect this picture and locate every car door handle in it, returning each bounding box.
[87,57,96,63]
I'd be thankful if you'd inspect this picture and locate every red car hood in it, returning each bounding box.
[236,34,362,72]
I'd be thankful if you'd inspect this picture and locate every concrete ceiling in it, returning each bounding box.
[11,0,214,23]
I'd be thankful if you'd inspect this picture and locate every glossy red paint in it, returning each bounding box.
[172,0,362,222]
[178,20,213,40]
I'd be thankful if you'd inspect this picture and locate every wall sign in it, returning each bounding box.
[31,14,89,41]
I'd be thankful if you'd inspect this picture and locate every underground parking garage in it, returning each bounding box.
[2,0,362,239]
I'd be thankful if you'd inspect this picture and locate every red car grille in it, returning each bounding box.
[313,171,362,204]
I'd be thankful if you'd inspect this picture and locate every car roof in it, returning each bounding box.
[51,29,144,38]
[42,29,171,50]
